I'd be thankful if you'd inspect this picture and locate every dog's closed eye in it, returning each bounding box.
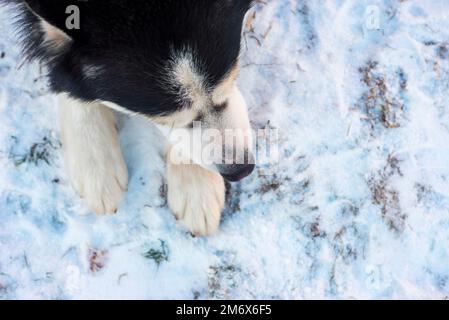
[212,101,228,113]
[187,113,204,128]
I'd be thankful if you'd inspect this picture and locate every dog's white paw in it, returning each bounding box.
[66,150,128,214]
[59,95,128,215]
[167,162,225,236]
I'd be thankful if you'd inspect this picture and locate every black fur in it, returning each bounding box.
[6,0,253,116]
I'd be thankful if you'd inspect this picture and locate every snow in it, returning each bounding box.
[1,0,449,299]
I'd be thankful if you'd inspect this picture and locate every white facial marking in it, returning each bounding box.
[167,50,209,109]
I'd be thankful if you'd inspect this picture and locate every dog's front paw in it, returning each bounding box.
[59,97,129,215]
[167,163,225,236]
[68,153,128,214]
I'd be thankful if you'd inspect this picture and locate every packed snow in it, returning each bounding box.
[1,0,449,299]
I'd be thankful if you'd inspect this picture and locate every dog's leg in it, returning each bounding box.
[166,153,225,236]
[58,93,128,214]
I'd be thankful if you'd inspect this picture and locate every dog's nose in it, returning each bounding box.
[217,150,255,182]
[218,163,255,182]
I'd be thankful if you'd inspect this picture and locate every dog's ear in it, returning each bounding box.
[17,0,74,59]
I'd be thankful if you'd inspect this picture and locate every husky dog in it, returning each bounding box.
[7,0,255,236]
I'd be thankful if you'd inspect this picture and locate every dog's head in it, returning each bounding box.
[15,0,255,181]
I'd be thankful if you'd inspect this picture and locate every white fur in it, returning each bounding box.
[212,65,240,105]
[218,85,253,164]
[220,85,252,134]
[102,100,141,117]
[58,94,128,214]
[166,151,225,236]
[167,49,209,109]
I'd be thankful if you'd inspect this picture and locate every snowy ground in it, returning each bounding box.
[1,0,449,299]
